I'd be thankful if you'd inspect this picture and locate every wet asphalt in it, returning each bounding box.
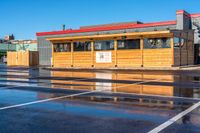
[0,65,199,133]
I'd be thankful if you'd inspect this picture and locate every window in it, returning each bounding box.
[180,38,186,49]
[74,42,91,51]
[94,40,114,51]
[174,37,180,48]
[53,43,71,52]
[174,37,186,48]
[144,38,170,49]
[117,39,140,50]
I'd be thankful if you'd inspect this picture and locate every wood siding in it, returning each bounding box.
[117,50,142,67]
[51,30,194,68]
[7,51,38,66]
[53,52,71,67]
[73,52,92,67]
[53,49,174,68]
[143,49,173,67]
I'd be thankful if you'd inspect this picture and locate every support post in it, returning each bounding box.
[91,41,94,67]
[170,38,174,67]
[140,39,144,67]
[51,43,54,67]
[114,40,117,67]
[71,42,73,67]
[186,32,189,65]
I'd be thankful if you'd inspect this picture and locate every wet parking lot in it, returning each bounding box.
[0,65,200,133]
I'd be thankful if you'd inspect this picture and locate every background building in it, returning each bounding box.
[0,35,37,63]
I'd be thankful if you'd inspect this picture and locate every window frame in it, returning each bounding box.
[117,39,140,50]
[53,42,71,52]
[94,40,114,51]
[73,41,92,52]
[144,37,171,49]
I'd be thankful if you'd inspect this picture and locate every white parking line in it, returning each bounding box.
[0,78,199,104]
[0,90,99,110]
[0,78,163,111]
[148,101,200,133]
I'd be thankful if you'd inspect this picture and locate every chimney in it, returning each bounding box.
[62,24,66,31]
[176,10,191,30]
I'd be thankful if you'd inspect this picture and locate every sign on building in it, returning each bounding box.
[96,52,112,63]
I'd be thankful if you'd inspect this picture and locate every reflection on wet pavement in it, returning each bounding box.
[0,65,200,133]
[0,67,199,99]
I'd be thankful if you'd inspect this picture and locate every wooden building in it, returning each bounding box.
[45,30,194,68]
[37,10,200,67]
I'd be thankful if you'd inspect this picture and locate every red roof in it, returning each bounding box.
[36,20,176,36]
[176,10,200,18]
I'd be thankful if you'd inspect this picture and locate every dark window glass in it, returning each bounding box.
[174,37,180,48]
[53,43,71,52]
[117,39,140,50]
[74,42,91,51]
[94,40,114,51]
[144,38,170,49]
[180,38,186,48]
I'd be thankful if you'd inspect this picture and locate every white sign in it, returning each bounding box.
[96,52,112,63]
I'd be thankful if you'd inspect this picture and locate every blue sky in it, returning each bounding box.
[1,0,200,39]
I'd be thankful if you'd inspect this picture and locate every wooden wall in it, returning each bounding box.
[174,48,181,66]
[117,50,142,67]
[143,49,173,67]
[52,46,173,68]
[53,52,71,67]
[7,51,38,66]
[73,52,92,67]
[188,41,194,65]
[29,51,39,66]
[51,31,194,68]
[172,46,194,67]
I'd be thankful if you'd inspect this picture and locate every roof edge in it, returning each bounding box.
[36,20,176,37]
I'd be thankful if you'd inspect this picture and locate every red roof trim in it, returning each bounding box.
[176,10,200,18]
[176,10,191,18]
[190,13,200,18]
[36,20,176,36]
[176,10,185,15]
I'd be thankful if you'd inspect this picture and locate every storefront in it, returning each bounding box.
[44,30,194,68]
[37,10,200,67]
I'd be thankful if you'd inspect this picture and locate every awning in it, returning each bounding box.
[47,30,173,42]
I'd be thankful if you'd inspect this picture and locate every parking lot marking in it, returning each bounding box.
[0,78,199,104]
[148,101,200,133]
[0,78,163,111]
[0,90,100,110]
